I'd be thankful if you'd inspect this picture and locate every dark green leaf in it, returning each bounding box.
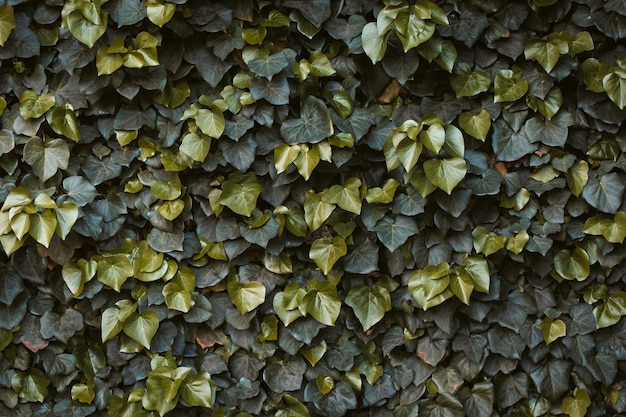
[281,96,333,144]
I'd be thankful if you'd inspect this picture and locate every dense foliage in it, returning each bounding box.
[0,0,625,416]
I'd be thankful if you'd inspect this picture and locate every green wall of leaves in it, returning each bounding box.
[0,0,625,416]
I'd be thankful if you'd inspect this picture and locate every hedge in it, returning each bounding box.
[0,0,625,416]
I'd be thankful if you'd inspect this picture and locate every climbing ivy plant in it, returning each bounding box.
[0,0,625,416]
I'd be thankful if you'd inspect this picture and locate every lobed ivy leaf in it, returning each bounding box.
[122,310,159,349]
[303,280,341,326]
[227,280,266,314]
[281,96,333,144]
[0,6,15,46]
[346,284,391,331]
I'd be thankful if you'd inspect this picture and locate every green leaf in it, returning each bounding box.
[562,388,591,417]
[96,47,123,75]
[540,317,566,344]
[23,137,70,182]
[29,209,57,247]
[365,178,400,204]
[309,235,347,275]
[227,280,266,314]
[408,263,454,310]
[506,231,529,255]
[19,90,56,120]
[97,254,133,292]
[66,9,108,48]
[145,0,176,27]
[566,160,588,197]
[524,38,567,73]
[101,306,124,343]
[2,187,32,211]
[582,171,624,214]
[553,247,590,281]
[47,106,81,142]
[450,270,474,305]
[472,226,506,256]
[294,146,320,180]
[123,310,159,349]
[603,70,626,110]
[0,6,15,47]
[593,291,626,329]
[423,157,467,194]
[55,201,79,239]
[303,279,341,326]
[494,69,528,103]
[374,215,419,252]
[450,64,491,98]
[421,124,446,154]
[12,369,49,403]
[220,173,264,217]
[195,108,225,138]
[304,190,335,232]
[394,10,435,52]
[71,382,95,404]
[324,177,363,215]
[163,282,192,313]
[280,96,333,144]
[179,132,211,162]
[62,259,96,297]
[274,144,300,174]
[583,212,626,244]
[463,257,490,293]
[179,371,216,408]
[362,21,389,64]
[155,199,185,221]
[346,284,391,331]
[458,110,490,141]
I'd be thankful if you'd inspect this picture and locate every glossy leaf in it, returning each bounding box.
[227,280,266,314]
[345,284,391,331]
[122,310,159,349]
[309,236,347,275]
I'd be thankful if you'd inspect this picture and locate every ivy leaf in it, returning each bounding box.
[472,227,506,256]
[0,6,15,46]
[179,372,216,408]
[23,137,69,182]
[361,21,389,64]
[145,0,176,27]
[179,132,211,162]
[195,108,225,138]
[47,106,81,142]
[40,309,84,344]
[304,190,335,232]
[324,177,362,215]
[248,50,294,79]
[29,210,57,247]
[65,8,108,48]
[227,280,266,314]
[12,369,49,403]
[524,38,567,73]
[374,215,419,252]
[581,171,625,214]
[562,388,591,417]
[603,70,626,110]
[343,238,379,274]
[553,247,590,281]
[19,90,56,120]
[303,279,341,326]
[122,310,159,349]
[346,284,391,331]
[96,254,133,292]
[395,10,435,52]
[458,109,490,141]
[280,96,333,144]
[423,158,467,194]
[220,173,264,217]
[491,120,537,162]
[566,160,589,197]
[540,317,566,344]
[450,64,491,97]
[309,236,347,275]
[583,212,626,243]
[494,69,528,102]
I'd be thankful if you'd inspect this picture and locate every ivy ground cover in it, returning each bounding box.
[0,0,625,416]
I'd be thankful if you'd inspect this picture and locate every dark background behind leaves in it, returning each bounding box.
[0,0,625,416]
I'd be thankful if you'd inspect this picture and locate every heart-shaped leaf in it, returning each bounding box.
[309,236,347,275]
[227,280,266,314]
